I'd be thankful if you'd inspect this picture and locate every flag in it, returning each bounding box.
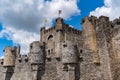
[44,17,48,26]
[44,18,48,23]
[58,10,62,15]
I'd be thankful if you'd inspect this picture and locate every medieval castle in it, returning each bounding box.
[0,15,120,80]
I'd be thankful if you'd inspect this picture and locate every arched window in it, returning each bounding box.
[48,35,53,41]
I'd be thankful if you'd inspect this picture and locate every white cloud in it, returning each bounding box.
[0,0,80,55]
[0,56,3,59]
[90,0,120,20]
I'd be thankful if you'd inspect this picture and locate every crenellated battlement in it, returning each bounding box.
[82,15,110,26]
[41,25,82,35]
[98,15,109,23]
[113,17,120,25]
[63,24,82,35]
[17,55,29,63]
[40,18,82,37]
[44,27,55,33]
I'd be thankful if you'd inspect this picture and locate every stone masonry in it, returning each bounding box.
[0,16,120,80]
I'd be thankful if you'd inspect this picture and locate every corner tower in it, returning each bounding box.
[3,46,17,67]
[82,16,100,64]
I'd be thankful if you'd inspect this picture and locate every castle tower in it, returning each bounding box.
[54,17,65,58]
[3,46,16,67]
[3,46,17,80]
[109,17,120,80]
[95,16,112,80]
[82,16,100,64]
[29,41,45,80]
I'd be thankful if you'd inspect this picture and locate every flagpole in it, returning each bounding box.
[58,10,62,17]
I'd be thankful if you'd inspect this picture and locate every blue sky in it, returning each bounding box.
[65,0,104,30]
[0,23,13,57]
[0,0,120,58]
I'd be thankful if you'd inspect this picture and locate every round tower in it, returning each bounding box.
[62,41,78,64]
[29,41,45,64]
[3,46,16,67]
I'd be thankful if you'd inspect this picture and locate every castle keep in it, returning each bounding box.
[0,16,120,80]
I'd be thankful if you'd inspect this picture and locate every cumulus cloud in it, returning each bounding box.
[0,0,80,55]
[0,56,3,59]
[90,0,120,20]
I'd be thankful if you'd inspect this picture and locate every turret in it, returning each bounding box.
[113,17,120,25]
[29,41,45,65]
[3,46,16,67]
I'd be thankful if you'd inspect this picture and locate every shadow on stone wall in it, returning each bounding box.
[75,63,80,80]
[37,70,45,80]
[5,67,14,80]
[113,68,120,80]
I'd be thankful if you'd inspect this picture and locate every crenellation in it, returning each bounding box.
[15,55,29,64]
[22,55,29,62]
[113,17,120,25]
[45,27,55,33]
[64,25,82,35]
[40,27,46,32]
[98,15,109,23]
[88,15,97,26]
